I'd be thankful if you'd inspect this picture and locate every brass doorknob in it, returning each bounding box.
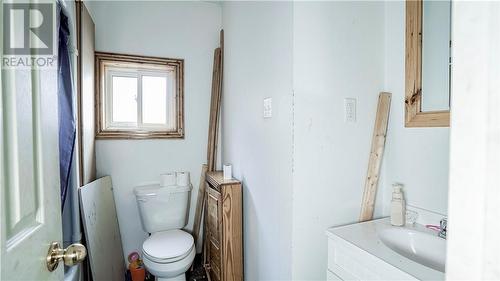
[46,242,87,272]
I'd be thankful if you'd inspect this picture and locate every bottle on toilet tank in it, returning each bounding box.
[391,183,406,226]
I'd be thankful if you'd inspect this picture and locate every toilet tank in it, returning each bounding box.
[134,184,191,233]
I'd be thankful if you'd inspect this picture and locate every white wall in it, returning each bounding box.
[85,1,221,263]
[447,2,500,279]
[292,2,386,279]
[382,1,450,216]
[221,2,294,280]
[221,2,450,280]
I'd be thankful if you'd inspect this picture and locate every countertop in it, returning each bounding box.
[326,218,445,281]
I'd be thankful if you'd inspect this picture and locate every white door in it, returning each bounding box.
[1,2,84,280]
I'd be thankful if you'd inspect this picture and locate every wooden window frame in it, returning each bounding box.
[95,52,184,139]
[405,0,450,127]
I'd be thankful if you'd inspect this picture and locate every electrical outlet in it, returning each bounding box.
[263,97,272,118]
[344,98,356,122]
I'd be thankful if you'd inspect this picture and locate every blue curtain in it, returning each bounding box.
[57,4,75,211]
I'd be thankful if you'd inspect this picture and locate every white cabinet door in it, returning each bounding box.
[1,1,65,279]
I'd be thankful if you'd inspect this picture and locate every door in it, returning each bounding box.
[1,1,82,279]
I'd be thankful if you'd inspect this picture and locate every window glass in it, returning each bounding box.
[112,76,138,123]
[142,75,167,125]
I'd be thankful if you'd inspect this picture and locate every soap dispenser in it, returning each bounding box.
[391,183,406,226]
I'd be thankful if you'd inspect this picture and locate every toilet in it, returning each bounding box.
[134,176,194,281]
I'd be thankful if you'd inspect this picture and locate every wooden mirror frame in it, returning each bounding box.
[405,0,450,127]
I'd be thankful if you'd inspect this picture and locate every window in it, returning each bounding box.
[95,52,184,138]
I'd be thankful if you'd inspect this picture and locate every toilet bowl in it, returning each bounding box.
[142,230,195,281]
[134,177,194,281]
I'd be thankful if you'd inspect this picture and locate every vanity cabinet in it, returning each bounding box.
[326,234,416,280]
[204,172,243,281]
[326,218,444,281]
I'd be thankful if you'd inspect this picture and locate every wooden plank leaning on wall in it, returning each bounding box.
[192,30,224,253]
[359,92,391,222]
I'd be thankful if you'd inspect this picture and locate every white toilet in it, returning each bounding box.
[134,175,194,281]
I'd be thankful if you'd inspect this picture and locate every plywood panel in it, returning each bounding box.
[80,3,96,185]
[79,176,125,280]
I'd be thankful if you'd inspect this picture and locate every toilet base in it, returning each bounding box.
[156,273,186,281]
[144,245,195,281]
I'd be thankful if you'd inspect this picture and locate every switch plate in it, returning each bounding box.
[344,98,356,122]
[263,97,272,118]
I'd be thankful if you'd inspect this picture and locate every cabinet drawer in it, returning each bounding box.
[207,188,222,244]
[209,238,222,281]
[209,239,221,266]
[210,259,222,281]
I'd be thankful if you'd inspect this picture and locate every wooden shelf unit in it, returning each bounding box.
[204,171,243,281]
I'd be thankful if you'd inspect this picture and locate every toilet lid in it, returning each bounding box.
[143,230,194,260]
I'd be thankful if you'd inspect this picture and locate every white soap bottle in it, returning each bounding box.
[391,183,406,226]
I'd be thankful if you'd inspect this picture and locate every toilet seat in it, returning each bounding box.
[142,230,194,264]
[143,245,194,264]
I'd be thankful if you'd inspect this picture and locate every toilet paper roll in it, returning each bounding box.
[176,172,190,186]
[223,164,232,180]
[160,172,176,187]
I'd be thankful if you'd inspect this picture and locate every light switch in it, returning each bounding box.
[344,98,356,122]
[263,97,272,118]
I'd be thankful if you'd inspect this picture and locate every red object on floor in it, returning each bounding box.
[129,262,146,281]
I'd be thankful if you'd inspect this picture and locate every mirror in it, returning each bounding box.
[405,0,451,127]
[422,0,451,111]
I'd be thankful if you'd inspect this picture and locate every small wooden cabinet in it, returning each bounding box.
[204,171,243,281]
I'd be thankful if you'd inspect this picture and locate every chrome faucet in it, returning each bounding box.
[438,218,447,239]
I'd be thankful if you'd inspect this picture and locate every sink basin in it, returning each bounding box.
[378,227,446,272]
